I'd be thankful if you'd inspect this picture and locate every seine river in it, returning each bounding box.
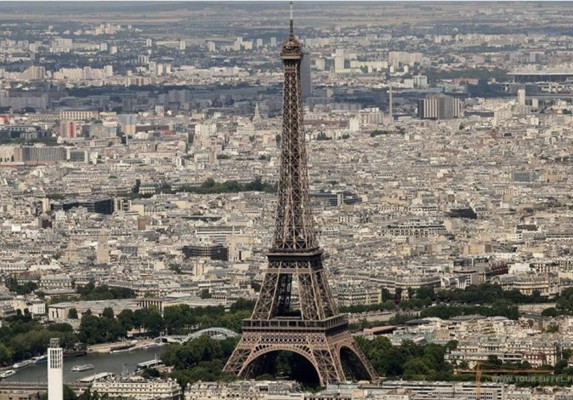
[3,347,167,384]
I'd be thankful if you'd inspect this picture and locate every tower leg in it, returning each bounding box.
[224,330,377,386]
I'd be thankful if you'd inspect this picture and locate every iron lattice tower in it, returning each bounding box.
[224,4,377,386]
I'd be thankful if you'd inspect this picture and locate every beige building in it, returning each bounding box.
[91,377,181,400]
[186,381,301,400]
[59,110,99,121]
[447,335,560,368]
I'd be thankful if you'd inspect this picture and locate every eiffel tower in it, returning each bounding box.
[223,3,377,386]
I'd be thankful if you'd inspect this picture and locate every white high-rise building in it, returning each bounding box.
[413,75,428,88]
[517,88,526,106]
[334,49,345,73]
[96,230,110,264]
[532,98,539,108]
[48,338,63,400]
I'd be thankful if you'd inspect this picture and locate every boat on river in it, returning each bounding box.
[71,364,94,372]
[0,370,15,378]
[12,360,32,369]
[32,355,47,364]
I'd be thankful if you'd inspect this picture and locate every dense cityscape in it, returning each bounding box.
[1,1,573,399]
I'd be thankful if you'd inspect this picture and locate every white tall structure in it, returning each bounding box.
[97,229,110,264]
[334,49,345,73]
[104,65,113,78]
[517,88,526,106]
[48,338,63,400]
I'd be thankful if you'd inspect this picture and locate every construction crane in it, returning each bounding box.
[454,362,553,400]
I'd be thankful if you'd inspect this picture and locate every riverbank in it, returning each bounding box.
[87,338,165,354]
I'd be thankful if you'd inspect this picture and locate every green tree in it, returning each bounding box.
[416,286,436,302]
[546,325,559,333]
[68,308,78,319]
[201,178,216,189]
[556,288,573,315]
[555,359,568,374]
[164,305,194,335]
[316,132,331,141]
[485,355,503,368]
[230,298,256,313]
[142,308,164,337]
[403,357,431,379]
[5,277,38,295]
[245,177,264,192]
[78,315,126,344]
[542,307,559,317]
[63,384,77,400]
[79,315,105,344]
[133,308,149,331]
[48,323,74,333]
[0,343,13,366]
[102,307,114,319]
[117,309,135,331]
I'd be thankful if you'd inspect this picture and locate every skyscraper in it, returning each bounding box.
[418,94,462,120]
[223,3,376,386]
[301,50,312,99]
[48,338,63,400]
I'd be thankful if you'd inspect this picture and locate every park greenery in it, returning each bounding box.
[157,334,571,390]
[128,177,277,199]
[0,135,58,146]
[0,298,255,366]
[541,288,573,317]
[161,335,238,387]
[341,283,546,320]
[5,277,38,295]
[369,129,391,137]
[316,132,332,141]
[0,311,77,365]
[79,299,255,345]
[47,282,137,304]
[76,282,136,301]
[419,303,519,320]
[79,307,162,344]
[174,177,276,195]
[356,337,455,380]
[163,300,253,334]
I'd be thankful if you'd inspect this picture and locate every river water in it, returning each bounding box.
[3,347,167,384]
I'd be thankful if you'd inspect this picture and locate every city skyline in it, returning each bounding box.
[0,1,573,398]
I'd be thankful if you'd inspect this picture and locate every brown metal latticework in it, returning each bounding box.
[223,4,377,386]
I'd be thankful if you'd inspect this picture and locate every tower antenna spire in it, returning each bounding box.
[289,1,294,37]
